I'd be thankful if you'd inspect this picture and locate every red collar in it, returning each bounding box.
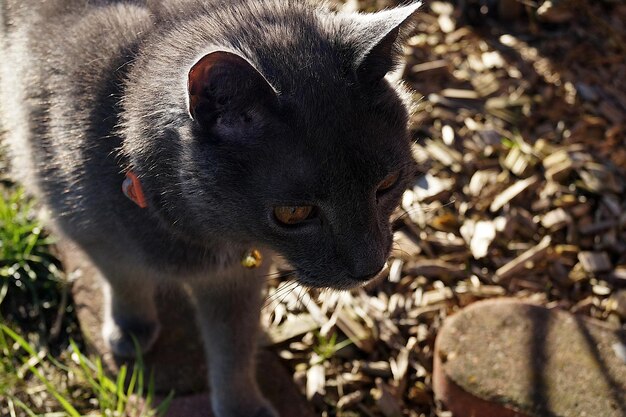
[122,171,147,208]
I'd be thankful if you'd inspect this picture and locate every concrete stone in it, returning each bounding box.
[433,298,626,417]
[61,240,316,417]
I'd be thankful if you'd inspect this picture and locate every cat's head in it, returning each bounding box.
[127,2,421,289]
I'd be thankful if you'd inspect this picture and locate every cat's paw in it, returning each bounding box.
[102,315,161,358]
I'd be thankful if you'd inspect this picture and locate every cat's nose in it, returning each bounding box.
[351,264,386,281]
[342,233,389,281]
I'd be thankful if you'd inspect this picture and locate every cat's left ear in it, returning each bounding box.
[187,50,278,129]
[355,2,422,84]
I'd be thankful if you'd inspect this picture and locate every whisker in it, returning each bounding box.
[391,197,457,223]
[264,280,296,302]
[271,283,299,311]
[265,280,298,302]
[263,281,298,310]
[295,285,305,310]
[262,269,296,278]
[263,270,297,282]
[391,243,411,259]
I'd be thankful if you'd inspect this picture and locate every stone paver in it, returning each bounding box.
[61,240,316,417]
[433,298,626,417]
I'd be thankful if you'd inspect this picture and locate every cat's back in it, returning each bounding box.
[0,0,152,202]
[0,0,247,266]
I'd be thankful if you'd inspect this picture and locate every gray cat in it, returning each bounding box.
[0,0,420,416]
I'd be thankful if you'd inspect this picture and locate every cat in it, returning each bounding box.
[0,0,421,416]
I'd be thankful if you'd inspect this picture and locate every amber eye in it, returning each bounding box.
[273,205,314,225]
[377,171,400,193]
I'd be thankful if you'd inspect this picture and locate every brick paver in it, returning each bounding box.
[433,298,626,417]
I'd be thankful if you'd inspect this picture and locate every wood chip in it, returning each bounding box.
[467,170,498,196]
[392,231,421,260]
[421,287,454,306]
[361,361,393,378]
[502,146,536,177]
[337,391,365,409]
[441,88,480,100]
[412,173,454,202]
[424,139,463,172]
[306,360,326,400]
[541,208,572,230]
[388,258,404,283]
[404,260,466,279]
[610,290,626,318]
[461,219,497,259]
[266,314,319,346]
[410,60,448,73]
[495,236,552,281]
[577,251,612,274]
[441,125,455,146]
[437,14,455,33]
[490,175,539,212]
[545,160,574,183]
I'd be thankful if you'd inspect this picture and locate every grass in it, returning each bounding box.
[312,331,353,365]
[1,323,173,417]
[0,186,68,341]
[0,186,172,416]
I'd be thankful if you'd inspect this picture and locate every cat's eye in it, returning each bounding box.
[274,205,315,225]
[377,171,401,193]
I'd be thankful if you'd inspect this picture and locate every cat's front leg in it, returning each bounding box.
[185,266,278,417]
[95,259,161,358]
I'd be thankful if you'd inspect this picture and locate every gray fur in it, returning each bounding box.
[0,1,420,416]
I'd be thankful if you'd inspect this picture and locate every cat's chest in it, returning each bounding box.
[128,228,241,275]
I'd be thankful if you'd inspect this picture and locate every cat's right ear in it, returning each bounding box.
[187,51,278,129]
[354,2,422,84]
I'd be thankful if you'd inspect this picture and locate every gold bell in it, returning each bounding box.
[241,249,263,269]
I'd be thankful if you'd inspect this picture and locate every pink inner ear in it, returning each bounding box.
[187,52,224,118]
[187,50,278,122]
[188,52,247,117]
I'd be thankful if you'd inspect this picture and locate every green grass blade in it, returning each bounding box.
[142,369,157,417]
[131,335,146,399]
[22,227,41,258]
[0,324,38,357]
[333,338,353,352]
[126,361,138,401]
[115,364,128,414]
[0,322,13,360]
[44,352,72,374]
[155,391,174,417]
[95,357,114,410]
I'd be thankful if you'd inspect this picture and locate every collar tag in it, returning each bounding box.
[122,171,148,208]
[241,249,262,269]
